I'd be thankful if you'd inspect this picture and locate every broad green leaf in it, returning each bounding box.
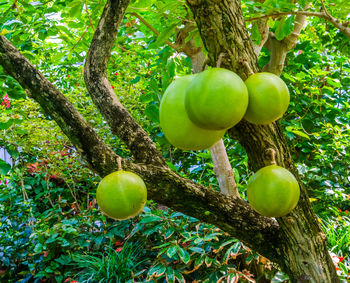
[283,15,295,37]
[177,246,190,264]
[0,119,13,130]
[153,24,177,47]
[0,160,11,175]
[68,1,83,17]
[275,17,286,40]
[139,215,163,223]
[166,245,178,258]
[144,104,159,123]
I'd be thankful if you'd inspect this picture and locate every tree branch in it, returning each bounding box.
[84,0,165,166]
[246,10,350,39]
[263,9,308,75]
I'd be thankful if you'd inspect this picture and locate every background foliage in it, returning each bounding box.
[0,0,349,281]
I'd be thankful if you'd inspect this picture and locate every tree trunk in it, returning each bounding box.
[186,0,338,281]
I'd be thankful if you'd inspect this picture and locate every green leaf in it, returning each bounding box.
[153,24,177,47]
[69,1,83,17]
[275,17,286,40]
[234,168,240,184]
[0,160,11,175]
[283,15,295,36]
[267,17,275,28]
[139,215,163,223]
[129,0,156,9]
[251,22,261,45]
[285,126,310,139]
[0,119,13,130]
[166,245,178,258]
[275,16,294,40]
[130,76,140,84]
[144,104,159,123]
[5,145,19,159]
[177,246,190,264]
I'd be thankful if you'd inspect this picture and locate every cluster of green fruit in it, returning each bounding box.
[159,68,290,151]
[159,68,299,217]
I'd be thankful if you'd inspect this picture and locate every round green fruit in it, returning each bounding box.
[247,165,300,217]
[244,72,290,125]
[185,68,248,130]
[159,75,226,150]
[96,171,147,220]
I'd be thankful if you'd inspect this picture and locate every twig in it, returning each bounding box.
[117,156,122,171]
[246,11,328,22]
[246,9,350,39]
[130,12,181,52]
[84,0,95,31]
[201,58,210,71]
[240,59,254,76]
[216,53,226,68]
[72,26,89,51]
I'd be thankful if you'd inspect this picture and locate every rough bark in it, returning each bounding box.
[0,31,281,266]
[186,0,338,281]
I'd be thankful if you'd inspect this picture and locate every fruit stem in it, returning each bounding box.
[117,156,122,170]
[216,53,226,68]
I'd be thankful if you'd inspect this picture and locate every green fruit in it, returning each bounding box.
[247,165,300,217]
[159,75,226,150]
[96,171,147,220]
[185,68,248,130]
[244,72,290,125]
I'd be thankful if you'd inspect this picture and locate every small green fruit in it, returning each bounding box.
[247,165,300,217]
[185,68,248,130]
[244,72,290,125]
[159,75,225,150]
[96,171,147,220]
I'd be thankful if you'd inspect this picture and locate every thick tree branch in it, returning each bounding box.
[0,31,282,265]
[263,10,308,75]
[84,0,165,167]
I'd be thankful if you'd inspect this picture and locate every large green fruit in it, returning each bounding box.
[244,72,290,125]
[96,171,147,220]
[247,165,300,217]
[159,75,226,150]
[184,68,248,130]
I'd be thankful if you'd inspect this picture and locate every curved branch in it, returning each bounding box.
[84,0,165,166]
[0,33,282,264]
